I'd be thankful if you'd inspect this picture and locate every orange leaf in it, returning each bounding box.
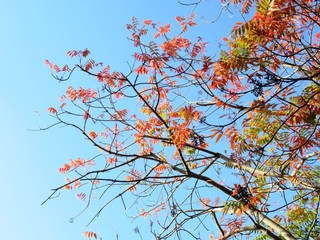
[222,37,229,42]
[59,164,71,173]
[83,231,97,239]
[143,19,152,25]
[211,130,219,139]
[175,16,184,22]
[135,65,148,75]
[235,207,244,216]
[247,112,253,119]
[154,164,167,173]
[48,107,57,114]
[107,157,117,164]
[74,180,82,188]
[215,132,223,143]
[64,185,72,190]
[88,131,97,140]
[64,178,72,190]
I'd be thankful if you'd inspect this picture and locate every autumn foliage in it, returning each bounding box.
[44,1,319,239]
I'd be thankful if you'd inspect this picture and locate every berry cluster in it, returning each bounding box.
[233,184,252,205]
[190,130,205,147]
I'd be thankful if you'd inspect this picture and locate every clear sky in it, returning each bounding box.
[0,1,240,239]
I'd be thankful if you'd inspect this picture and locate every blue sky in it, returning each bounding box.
[0,1,240,239]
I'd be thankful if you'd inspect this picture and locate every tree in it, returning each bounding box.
[44,0,320,239]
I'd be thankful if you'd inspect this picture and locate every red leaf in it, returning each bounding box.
[53,64,60,72]
[44,60,60,72]
[76,192,86,202]
[67,50,78,58]
[84,110,90,120]
[62,64,70,72]
[82,48,90,58]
